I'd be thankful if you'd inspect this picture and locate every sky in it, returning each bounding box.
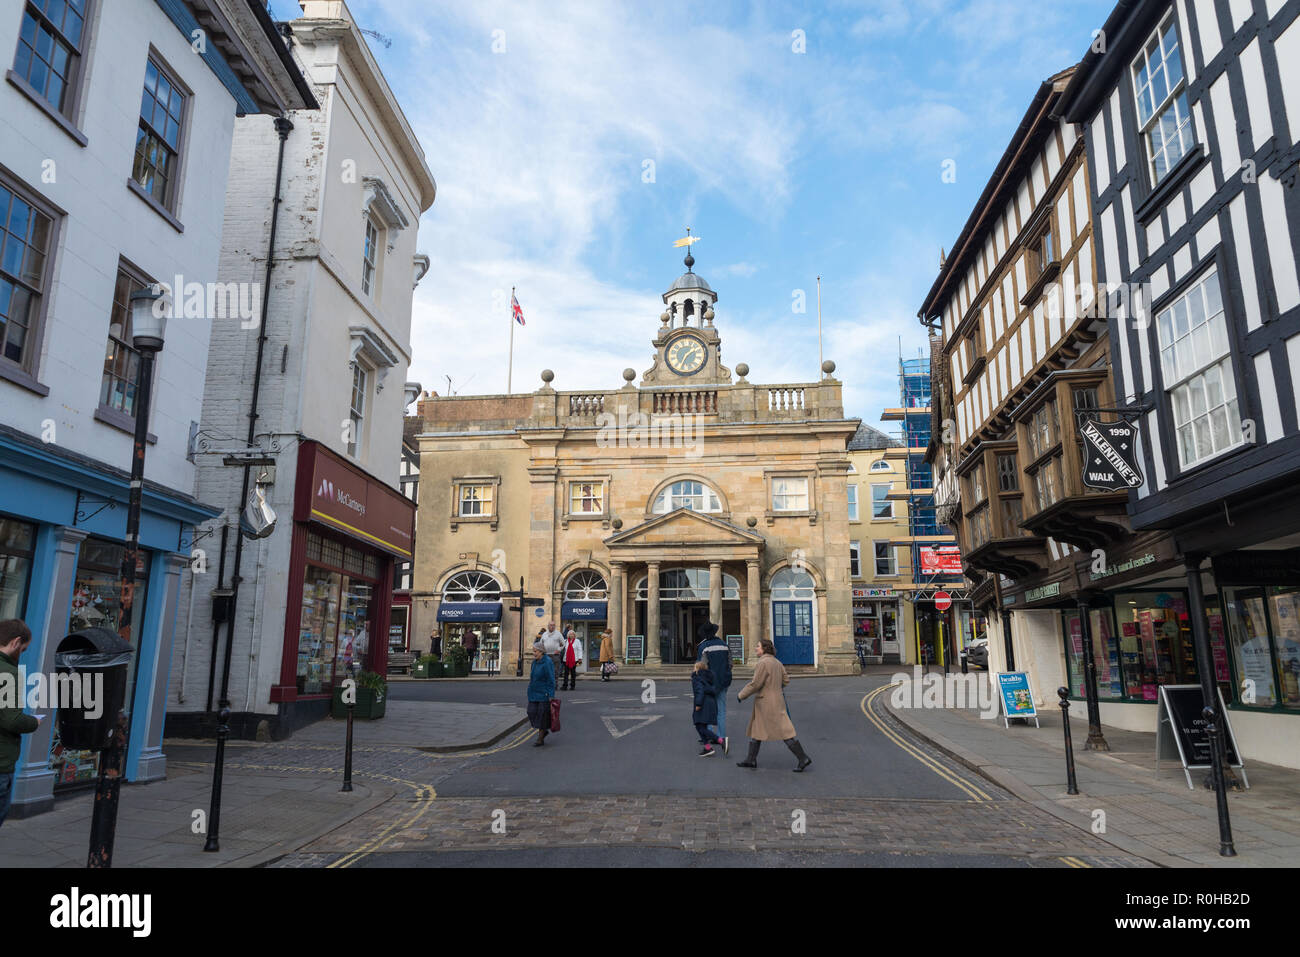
[270,0,1115,430]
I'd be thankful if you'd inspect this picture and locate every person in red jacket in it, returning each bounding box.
[560,629,583,690]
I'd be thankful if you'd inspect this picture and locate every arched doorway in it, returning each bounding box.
[770,567,816,665]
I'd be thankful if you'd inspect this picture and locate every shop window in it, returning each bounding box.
[1156,268,1239,469]
[770,567,815,600]
[53,537,149,786]
[1223,586,1300,711]
[772,477,809,512]
[296,534,378,695]
[847,484,858,521]
[1063,607,1122,701]
[849,541,861,578]
[0,517,36,619]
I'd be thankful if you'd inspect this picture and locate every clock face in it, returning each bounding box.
[666,335,707,375]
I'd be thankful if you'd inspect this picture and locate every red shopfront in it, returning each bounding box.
[271,442,415,708]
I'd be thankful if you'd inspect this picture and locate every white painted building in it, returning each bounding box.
[0,0,314,815]
[168,0,437,739]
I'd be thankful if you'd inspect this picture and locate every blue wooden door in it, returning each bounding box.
[773,601,814,665]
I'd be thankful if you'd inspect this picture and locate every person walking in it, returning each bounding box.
[735,638,811,772]
[542,620,566,686]
[561,628,583,690]
[527,641,556,747]
[695,622,732,740]
[1,620,44,828]
[691,661,727,756]
[598,628,615,681]
[462,630,479,671]
[429,630,442,659]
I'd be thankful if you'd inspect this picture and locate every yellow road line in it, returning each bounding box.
[860,684,993,803]
[1061,855,1091,868]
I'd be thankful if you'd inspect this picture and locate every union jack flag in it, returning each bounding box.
[511,292,525,326]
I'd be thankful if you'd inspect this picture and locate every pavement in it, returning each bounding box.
[879,667,1300,867]
[0,700,524,868]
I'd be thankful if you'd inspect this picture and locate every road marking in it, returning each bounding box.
[601,714,664,738]
[1060,855,1091,868]
[860,684,993,803]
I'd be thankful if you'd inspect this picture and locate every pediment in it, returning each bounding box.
[604,508,764,548]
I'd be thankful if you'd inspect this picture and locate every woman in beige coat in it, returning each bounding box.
[735,638,812,771]
[598,628,616,681]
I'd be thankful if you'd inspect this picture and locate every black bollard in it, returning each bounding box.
[341,686,355,793]
[1202,706,1237,857]
[87,710,129,868]
[203,707,231,852]
[1058,687,1079,795]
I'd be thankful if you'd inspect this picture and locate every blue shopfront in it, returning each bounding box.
[562,600,608,672]
[0,427,217,816]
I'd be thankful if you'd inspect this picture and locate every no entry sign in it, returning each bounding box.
[934,591,952,611]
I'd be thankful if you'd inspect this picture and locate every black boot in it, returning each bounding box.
[785,738,812,772]
[736,739,760,768]
[534,727,546,747]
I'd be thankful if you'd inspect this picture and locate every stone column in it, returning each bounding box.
[708,561,722,626]
[645,561,660,666]
[609,562,625,658]
[746,560,761,654]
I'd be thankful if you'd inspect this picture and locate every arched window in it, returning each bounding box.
[770,567,815,599]
[634,568,740,600]
[846,462,857,473]
[870,460,892,473]
[564,569,607,600]
[652,480,722,514]
[442,571,501,603]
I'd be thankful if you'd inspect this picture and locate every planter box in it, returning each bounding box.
[414,661,442,678]
[331,685,387,719]
[444,659,470,677]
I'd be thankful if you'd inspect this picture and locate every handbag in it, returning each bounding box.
[549,697,562,732]
[603,661,619,676]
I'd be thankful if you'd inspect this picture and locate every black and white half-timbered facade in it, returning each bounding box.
[1059,0,1300,766]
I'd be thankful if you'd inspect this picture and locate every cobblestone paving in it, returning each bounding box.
[269,793,1154,867]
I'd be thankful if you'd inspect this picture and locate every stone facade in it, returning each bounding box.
[413,257,860,674]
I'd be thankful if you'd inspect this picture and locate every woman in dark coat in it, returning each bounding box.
[691,661,727,756]
[527,641,556,747]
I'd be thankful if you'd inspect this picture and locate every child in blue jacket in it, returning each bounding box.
[691,661,728,756]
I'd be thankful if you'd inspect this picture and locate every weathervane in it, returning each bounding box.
[673,226,700,271]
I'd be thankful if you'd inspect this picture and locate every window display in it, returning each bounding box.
[53,538,150,786]
[442,622,502,671]
[295,532,379,694]
[0,517,35,620]
[1224,586,1300,710]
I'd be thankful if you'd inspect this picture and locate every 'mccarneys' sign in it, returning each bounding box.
[1079,418,1144,492]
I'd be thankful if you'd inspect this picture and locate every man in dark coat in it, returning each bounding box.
[696,622,732,740]
[1,620,42,828]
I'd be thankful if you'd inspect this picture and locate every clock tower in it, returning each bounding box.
[641,244,730,385]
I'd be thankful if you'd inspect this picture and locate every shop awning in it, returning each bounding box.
[437,602,502,622]
[561,601,607,620]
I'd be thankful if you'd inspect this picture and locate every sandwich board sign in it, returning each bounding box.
[994,672,1039,728]
[727,634,745,663]
[624,634,645,664]
[1155,685,1248,790]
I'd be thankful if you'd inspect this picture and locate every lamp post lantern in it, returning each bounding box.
[88,285,168,868]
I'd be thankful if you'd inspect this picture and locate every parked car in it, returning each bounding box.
[964,638,989,670]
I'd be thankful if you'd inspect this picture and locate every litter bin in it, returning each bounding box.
[55,627,133,751]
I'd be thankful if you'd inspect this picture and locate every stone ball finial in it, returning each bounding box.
[541,369,554,384]
[612,517,623,530]
[735,362,749,379]
[660,311,670,324]
[821,359,836,376]
[623,368,636,382]
[703,308,715,322]
[746,516,758,528]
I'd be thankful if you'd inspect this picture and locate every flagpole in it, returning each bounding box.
[816,275,823,377]
[507,286,515,394]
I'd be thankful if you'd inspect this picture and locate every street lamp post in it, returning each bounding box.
[88,285,167,868]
